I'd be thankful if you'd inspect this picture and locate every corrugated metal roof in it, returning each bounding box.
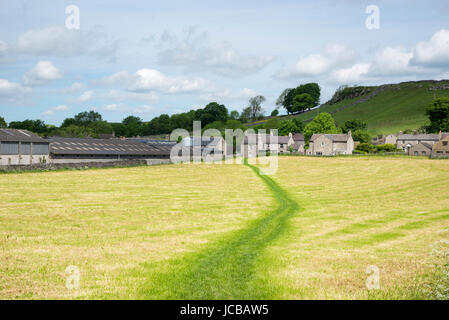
[49,137,171,156]
[0,129,49,143]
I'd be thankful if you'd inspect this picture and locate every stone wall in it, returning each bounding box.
[0,159,157,172]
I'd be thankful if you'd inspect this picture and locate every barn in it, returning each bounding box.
[0,129,50,165]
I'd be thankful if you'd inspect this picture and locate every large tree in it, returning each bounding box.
[303,112,341,140]
[425,97,449,133]
[8,119,48,134]
[248,95,266,120]
[292,93,314,113]
[277,83,321,114]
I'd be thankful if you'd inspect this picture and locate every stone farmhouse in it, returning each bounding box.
[306,132,354,156]
[291,133,305,153]
[396,132,440,151]
[431,135,449,157]
[408,142,433,156]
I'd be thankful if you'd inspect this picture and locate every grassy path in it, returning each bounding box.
[138,160,299,299]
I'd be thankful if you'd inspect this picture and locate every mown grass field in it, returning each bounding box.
[1,156,448,299]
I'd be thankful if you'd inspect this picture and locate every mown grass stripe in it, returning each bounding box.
[137,159,299,299]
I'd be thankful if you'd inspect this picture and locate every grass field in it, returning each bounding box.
[1,157,448,299]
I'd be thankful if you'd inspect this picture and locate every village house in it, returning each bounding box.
[306,132,354,156]
[396,132,440,151]
[243,132,294,157]
[408,142,433,156]
[431,135,449,157]
[291,133,305,153]
[0,129,50,165]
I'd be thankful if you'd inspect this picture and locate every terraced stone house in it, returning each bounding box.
[306,132,354,156]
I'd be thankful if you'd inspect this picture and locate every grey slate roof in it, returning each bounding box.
[310,133,350,142]
[397,134,439,141]
[292,133,305,141]
[49,137,171,156]
[243,134,290,144]
[0,128,49,143]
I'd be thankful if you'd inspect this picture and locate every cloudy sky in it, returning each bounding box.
[1,0,449,125]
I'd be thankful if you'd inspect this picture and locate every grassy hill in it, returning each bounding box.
[248,80,449,135]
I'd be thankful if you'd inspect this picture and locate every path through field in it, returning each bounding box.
[138,160,298,299]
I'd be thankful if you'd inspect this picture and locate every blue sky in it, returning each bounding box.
[1,0,449,125]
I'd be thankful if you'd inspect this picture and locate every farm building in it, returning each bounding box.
[49,137,172,164]
[396,132,440,151]
[307,132,354,156]
[0,129,50,165]
[408,142,433,156]
[291,133,305,153]
[431,135,449,157]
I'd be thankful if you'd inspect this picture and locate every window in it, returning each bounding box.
[422,151,426,155]
[414,151,418,155]
[317,152,322,156]
[321,142,324,147]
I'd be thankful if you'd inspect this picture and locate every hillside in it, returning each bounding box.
[249,80,449,135]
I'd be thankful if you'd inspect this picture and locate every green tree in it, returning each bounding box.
[425,97,449,133]
[278,119,303,136]
[8,119,48,134]
[303,112,341,140]
[277,83,320,114]
[341,119,367,133]
[270,109,279,117]
[122,116,144,137]
[292,93,314,113]
[230,110,240,120]
[248,95,266,120]
[0,116,7,128]
[240,106,252,123]
[88,120,113,135]
[73,110,103,126]
[352,129,371,143]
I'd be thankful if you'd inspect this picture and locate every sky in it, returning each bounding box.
[1,0,449,125]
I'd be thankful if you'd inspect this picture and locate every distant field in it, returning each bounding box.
[1,157,448,299]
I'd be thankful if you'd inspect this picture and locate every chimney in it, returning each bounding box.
[348,130,352,137]
[413,130,417,135]
[399,131,403,135]
[439,130,442,140]
[289,132,292,138]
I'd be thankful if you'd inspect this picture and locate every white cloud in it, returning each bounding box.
[102,103,154,115]
[77,90,93,103]
[369,47,414,76]
[43,104,68,116]
[14,26,119,61]
[199,87,258,102]
[0,78,32,104]
[102,89,158,103]
[278,44,356,78]
[411,29,449,67]
[133,105,154,114]
[153,28,274,77]
[23,61,63,86]
[102,68,214,94]
[60,82,86,93]
[332,63,371,84]
[103,103,125,112]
